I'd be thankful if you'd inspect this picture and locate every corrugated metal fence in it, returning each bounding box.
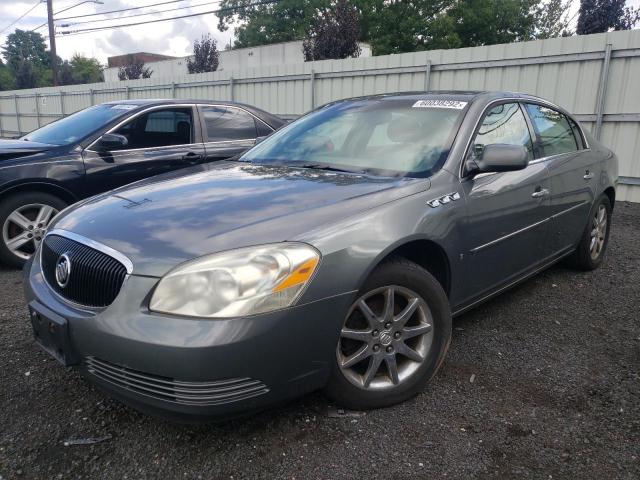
[1,29,639,201]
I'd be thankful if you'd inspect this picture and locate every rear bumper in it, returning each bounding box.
[24,256,354,421]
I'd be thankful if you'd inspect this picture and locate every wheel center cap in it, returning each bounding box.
[379,331,393,346]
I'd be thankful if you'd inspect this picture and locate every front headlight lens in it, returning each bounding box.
[149,243,320,318]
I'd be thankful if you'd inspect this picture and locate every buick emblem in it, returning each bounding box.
[55,253,71,288]
[379,331,393,346]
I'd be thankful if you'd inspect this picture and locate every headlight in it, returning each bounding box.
[149,243,320,318]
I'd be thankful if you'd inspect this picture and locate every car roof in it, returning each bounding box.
[328,90,555,104]
[321,90,574,119]
[100,99,285,129]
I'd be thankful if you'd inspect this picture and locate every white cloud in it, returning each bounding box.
[0,0,233,64]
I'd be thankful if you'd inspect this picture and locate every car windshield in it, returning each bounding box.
[22,104,135,146]
[241,98,468,177]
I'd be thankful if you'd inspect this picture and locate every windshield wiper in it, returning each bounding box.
[296,163,366,174]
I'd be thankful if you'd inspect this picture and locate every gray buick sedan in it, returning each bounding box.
[24,91,617,420]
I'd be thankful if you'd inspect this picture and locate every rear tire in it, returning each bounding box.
[325,257,451,410]
[567,194,612,271]
[0,192,66,268]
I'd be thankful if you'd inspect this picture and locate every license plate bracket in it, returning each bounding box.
[28,301,80,366]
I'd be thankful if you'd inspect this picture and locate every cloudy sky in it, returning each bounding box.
[0,0,235,63]
[0,0,639,65]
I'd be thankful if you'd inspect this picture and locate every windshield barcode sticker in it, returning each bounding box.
[412,100,468,109]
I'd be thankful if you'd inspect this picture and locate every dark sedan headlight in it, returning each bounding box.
[149,243,320,318]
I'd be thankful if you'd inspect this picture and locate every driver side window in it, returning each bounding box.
[473,103,534,161]
[111,108,194,150]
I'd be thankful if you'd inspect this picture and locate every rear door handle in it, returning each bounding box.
[531,188,549,198]
[583,171,594,180]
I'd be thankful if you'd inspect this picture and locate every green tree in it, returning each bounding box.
[0,60,16,91]
[218,0,461,55]
[59,60,75,85]
[13,61,40,89]
[303,0,361,61]
[447,0,538,47]
[576,0,639,34]
[358,0,460,54]
[535,0,573,39]
[187,34,220,73]
[1,30,49,72]
[218,0,329,48]
[1,29,52,88]
[69,54,103,84]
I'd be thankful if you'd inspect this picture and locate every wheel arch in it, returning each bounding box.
[359,236,452,299]
[0,181,78,206]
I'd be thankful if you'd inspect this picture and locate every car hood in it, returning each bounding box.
[51,162,429,276]
[0,139,58,159]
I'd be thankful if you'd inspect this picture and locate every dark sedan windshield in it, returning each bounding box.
[22,104,135,146]
[242,98,468,177]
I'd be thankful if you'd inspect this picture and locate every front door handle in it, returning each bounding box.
[583,170,594,180]
[531,188,549,198]
[182,152,202,162]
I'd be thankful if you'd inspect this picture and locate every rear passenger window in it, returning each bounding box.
[201,106,257,142]
[473,103,534,160]
[255,119,274,137]
[525,104,578,156]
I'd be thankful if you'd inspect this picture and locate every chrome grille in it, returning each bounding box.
[85,357,270,406]
[41,234,128,308]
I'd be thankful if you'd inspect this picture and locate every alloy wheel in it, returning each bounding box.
[2,203,58,260]
[589,204,607,260]
[337,285,434,390]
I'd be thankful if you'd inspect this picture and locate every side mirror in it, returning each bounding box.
[96,133,128,150]
[466,144,529,175]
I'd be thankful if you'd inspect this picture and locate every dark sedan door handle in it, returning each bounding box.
[531,188,549,198]
[182,152,202,162]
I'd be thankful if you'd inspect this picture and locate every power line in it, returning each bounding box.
[60,0,222,27]
[58,0,279,36]
[57,0,191,21]
[0,0,43,35]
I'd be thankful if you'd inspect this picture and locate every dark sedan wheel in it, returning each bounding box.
[326,258,451,410]
[568,194,612,271]
[0,192,66,268]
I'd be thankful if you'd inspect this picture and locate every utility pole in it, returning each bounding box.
[47,0,58,86]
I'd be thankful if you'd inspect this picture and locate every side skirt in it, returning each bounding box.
[451,248,575,317]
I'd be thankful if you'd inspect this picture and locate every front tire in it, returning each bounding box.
[567,194,612,271]
[325,257,452,410]
[0,192,66,268]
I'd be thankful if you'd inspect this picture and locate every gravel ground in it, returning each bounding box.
[0,202,638,480]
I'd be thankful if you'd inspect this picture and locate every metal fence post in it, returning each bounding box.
[594,43,613,141]
[310,70,316,109]
[0,97,4,138]
[424,61,432,91]
[229,77,235,101]
[125,86,130,99]
[171,82,176,99]
[60,91,65,117]
[34,93,41,127]
[89,88,95,106]
[13,94,21,136]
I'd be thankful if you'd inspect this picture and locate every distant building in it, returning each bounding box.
[107,52,179,68]
[103,40,372,82]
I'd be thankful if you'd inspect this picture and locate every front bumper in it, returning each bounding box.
[24,256,354,421]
